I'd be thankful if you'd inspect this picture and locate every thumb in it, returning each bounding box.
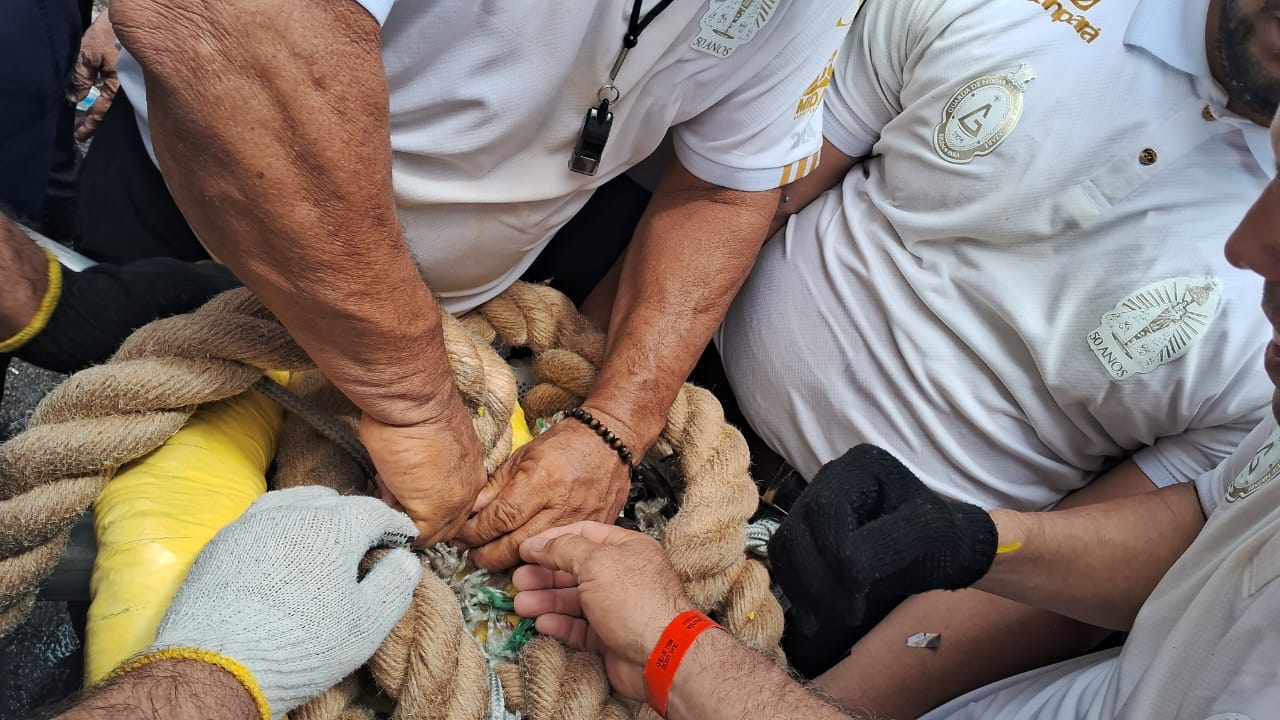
[358,548,423,639]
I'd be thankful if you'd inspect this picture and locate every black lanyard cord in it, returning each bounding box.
[569,0,677,175]
[626,0,676,47]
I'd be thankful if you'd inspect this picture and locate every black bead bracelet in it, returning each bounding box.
[566,407,639,477]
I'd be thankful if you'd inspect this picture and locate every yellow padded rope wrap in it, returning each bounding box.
[0,248,61,353]
[85,374,287,684]
[108,647,271,720]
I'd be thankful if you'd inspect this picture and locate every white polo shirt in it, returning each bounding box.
[717,0,1276,510]
[115,0,852,311]
[923,417,1280,720]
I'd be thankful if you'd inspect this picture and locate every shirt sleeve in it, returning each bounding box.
[671,1,854,191]
[1132,415,1263,493]
[1182,419,1280,518]
[352,0,395,25]
[1193,456,1225,518]
[823,0,936,158]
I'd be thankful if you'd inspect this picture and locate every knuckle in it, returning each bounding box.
[491,499,524,530]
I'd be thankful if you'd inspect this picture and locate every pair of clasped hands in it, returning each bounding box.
[358,401,669,697]
[362,400,638,570]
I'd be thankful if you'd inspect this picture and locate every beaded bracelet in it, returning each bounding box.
[565,407,639,478]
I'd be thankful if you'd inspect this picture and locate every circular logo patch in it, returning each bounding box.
[933,64,1036,164]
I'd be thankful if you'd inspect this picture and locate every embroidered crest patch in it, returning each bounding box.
[1086,277,1222,381]
[1227,431,1280,504]
[691,0,778,58]
[934,64,1035,164]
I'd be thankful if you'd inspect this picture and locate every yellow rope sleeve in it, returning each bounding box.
[0,248,62,353]
[107,647,272,720]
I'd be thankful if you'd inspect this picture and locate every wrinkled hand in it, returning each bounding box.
[361,408,488,547]
[514,521,691,702]
[457,408,632,569]
[69,8,120,141]
[770,444,998,636]
[148,487,422,719]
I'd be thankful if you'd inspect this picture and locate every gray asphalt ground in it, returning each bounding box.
[1,363,82,719]
[2,360,64,440]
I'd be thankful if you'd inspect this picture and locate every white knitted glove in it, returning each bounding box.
[128,486,422,719]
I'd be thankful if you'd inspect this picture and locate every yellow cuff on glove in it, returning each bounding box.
[108,647,272,720]
[0,248,62,353]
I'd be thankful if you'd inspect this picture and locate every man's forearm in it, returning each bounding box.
[589,161,777,447]
[112,0,459,425]
[979,481,1204,630]
[668,629,852,720]
[54,660,258,720]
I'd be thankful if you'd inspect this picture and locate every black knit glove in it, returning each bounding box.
[769,444,997,676]
[14,258,240,374]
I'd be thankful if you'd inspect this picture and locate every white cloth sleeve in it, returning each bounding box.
[350,0,395,25]
[823,0,935,158]
[1186,419,1280,518]
[672,1,850,191]
[1133,413,1264,493]
[1194,459,1225,518]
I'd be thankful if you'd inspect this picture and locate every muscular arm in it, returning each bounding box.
[109,0,457,427]
[588,159,779,450]
[53,660,257,720]
[111,0,487,543]
[818,459,1204,718]
[580,138,860,328]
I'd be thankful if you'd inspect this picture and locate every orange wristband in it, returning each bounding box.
[644,610,722,717]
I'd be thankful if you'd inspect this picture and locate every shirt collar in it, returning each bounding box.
[1126,0,1275,177]
[1125,0,1214,78]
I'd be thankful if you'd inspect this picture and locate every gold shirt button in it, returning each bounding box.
[1139,148,1158,165]
[1202,104,1217,121]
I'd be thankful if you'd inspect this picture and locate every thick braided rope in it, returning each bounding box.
[458,284,785,715]
[0,289,516,637]
[0,291,295,633]
[0,282,782,720]
[466,283,782,654]
[292,675,375,720]
[267,282,784,720]
[280,284,782,720]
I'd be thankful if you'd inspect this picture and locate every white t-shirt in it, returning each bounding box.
[115,0,852,312]
[923,417,1280,720]
[717,0,1276,510]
